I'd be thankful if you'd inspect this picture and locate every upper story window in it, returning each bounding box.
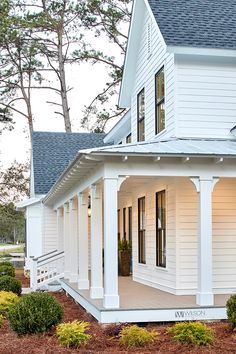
[147,22,152,58]
[155,67,165,134]
[137,88,145,142]
[126,133,131,144]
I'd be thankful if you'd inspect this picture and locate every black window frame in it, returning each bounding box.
[138,196,146,264]
[156,190,166,268]
[117,209,121,241]
[137,88,145,142]
[126,133,131,144]
[155,67,165,135]
[123,207,126,240]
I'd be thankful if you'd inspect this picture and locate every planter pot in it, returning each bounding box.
[120,250,131,276]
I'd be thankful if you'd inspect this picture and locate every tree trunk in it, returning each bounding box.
[58,28,72,133]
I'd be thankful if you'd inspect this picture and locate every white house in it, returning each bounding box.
[20,0,236,323]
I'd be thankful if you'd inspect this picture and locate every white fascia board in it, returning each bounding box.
[119,0,167,108]
[167,46,236,58]
[104,110,131,144]
[16,195,45,209]
[118,0,145,108]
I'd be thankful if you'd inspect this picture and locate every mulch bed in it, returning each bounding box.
[0,272,233,353]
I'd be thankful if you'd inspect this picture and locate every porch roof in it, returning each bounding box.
[81,138,236,158]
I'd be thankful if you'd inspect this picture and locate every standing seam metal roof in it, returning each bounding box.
[148,0,236,49]
[32,131,108,195]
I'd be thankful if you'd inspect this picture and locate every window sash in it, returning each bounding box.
[156,191,166,268]
[138,197,146,264]
[123,207,126,240]
[155,68,165,134]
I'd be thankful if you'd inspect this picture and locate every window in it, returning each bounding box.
[123,208,126,240]
[126,133,131,144]
[155,67,165,134]
[137,89,145,142]
[118,141,122,145]
[117,209,121,240]
[147,22,152,57]
[128,206,132,243]
[138,197,146,264]
[156,190,166,267]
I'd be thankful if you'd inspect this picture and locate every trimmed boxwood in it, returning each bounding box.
[226,294,236,329]
[0,276,21,295]
[0,265,15,277]
[0,261,14,269]
[8,292,63,335]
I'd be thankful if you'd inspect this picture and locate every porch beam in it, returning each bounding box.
[77,192,89,289]
[103,177,120,309]
[90,184,104,299]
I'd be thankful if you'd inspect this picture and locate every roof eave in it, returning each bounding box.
[167,45,236,58]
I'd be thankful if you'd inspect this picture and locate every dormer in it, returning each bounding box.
[118,0,236,142]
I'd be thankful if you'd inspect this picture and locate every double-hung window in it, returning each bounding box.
[156,190,166,267]
[155,67,165,134]
[137,89,145,141]
[138,197,146,264]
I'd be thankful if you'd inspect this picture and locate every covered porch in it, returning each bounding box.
[39,140,236,322]
[61,276,229,323]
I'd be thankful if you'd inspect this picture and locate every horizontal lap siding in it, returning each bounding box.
[176,61,236,138]
[131,8,175,143]
[42,206,58,253]
[213,179,236,290]
[176,178,198,292]
[130,177,176,292]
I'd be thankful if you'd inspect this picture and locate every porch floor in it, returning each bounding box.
[63,276,230,310]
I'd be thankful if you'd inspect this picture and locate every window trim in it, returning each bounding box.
[156,190,166,268]
[117,209,121,241]
[138,196,146,264]
[137,88,145,142]
[123,207,126,240]
[155,67,165,135]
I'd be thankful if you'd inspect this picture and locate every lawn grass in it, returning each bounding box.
[0,245,25,257]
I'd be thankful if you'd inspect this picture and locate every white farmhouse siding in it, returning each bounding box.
[42,206,58,254]
[212,178,236,293]
[176,58,236,139]
[25,203,43,269]
[124,177,177,293]
[131,7,175,142]
[175,177,236,295]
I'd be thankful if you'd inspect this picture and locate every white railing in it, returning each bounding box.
[30,250,65,290]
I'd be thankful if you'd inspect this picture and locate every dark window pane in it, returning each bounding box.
[155,68,165,134]
[156,191,166,267]
[138,197,146,264]
[137,89,145,141]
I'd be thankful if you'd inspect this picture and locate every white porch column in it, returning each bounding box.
[69,198,79,282]
[78,192,89,289]
[56,208,64,252]
[90,184,103,299]
[191,177,219,306]
[103,177,119,308]
[63,203,70,279]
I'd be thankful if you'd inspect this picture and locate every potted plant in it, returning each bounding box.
[118,239,132,276]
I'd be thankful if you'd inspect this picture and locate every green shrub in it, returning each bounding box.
[226,294,236,329]
[0,261,14,269]
[56,321,91,348]
[0,314,4,327]
[0,291,18,315]
[0,265,15,277]
[168,322,215,346]
[8,292,63,335]
[119,325,157,348]
[0,276,21,295]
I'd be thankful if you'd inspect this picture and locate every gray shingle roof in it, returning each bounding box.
[32,131,107,195]
[148,0,236,49]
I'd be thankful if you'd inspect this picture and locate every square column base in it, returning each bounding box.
[103,294,120,309]
[78,279,89,290]
[90,287,104,299]
[196,292,214,306]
